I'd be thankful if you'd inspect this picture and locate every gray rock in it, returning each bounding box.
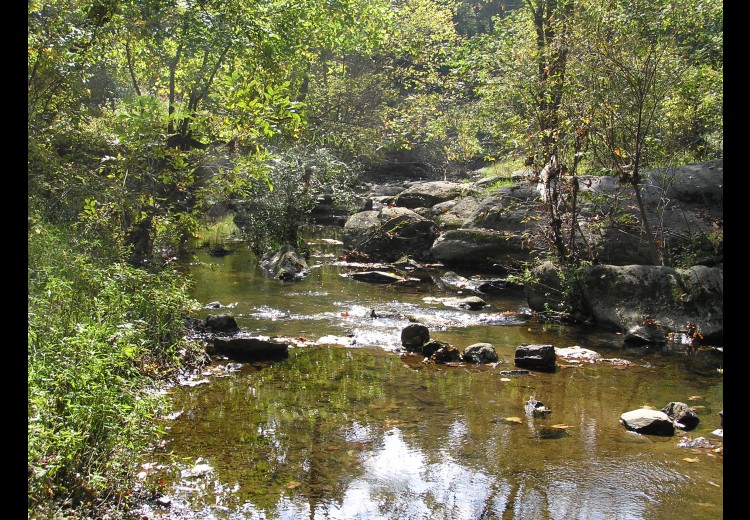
[430,228,528,269]
[620,409,675,436]
[395,181,473,209]
[205,314,239,333]
[401,324,430,351]
[555,346,602,361]
[259,245,309,281]
[662,401,700,430]
[348,271,406,284]
[579,264,723,344]
[343,206,439,262]
[514,344,556,371]
[463,343,499,364]
[210,336,289,361]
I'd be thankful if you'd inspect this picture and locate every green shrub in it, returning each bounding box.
[28,217,204,518]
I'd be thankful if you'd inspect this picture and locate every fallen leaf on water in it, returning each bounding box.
[347,450,356,457]
[499,377,511,382]
[325,445,341,451]
[688,395,703,401]
[505,417,523,424]
[707,481,720,488]
[284,481,301,490]
[682,457,699,463]
[384,419,400,425]
[550,424,572,429]
[690,405,706,411]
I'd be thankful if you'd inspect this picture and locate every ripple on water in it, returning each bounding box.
[543,458,693,520]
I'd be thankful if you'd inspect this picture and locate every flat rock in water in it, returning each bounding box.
[620,409,675,436]
[211,336,289,361]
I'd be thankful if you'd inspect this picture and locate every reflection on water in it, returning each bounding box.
[139,236,722,519]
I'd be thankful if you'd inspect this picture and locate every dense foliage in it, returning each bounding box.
[28,0,721,516]
[28,216,206,517]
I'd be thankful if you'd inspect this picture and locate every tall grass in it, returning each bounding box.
[28,216,205,518]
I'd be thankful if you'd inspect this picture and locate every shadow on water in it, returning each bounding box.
[138,230,723,520]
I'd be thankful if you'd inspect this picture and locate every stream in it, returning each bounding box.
[135,226,723,520]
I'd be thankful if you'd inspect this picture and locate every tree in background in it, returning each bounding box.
[28,0,391,263]
[460,0,721,266]
[578,0,722,265]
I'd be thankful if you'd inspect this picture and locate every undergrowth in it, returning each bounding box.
[28,215,206,518]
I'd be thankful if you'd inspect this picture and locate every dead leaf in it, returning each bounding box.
[284,481,301,490]
[505,417,523,424]
[688,395,703,401]
[549,424,571,429]
[682,457,699,463]
[707,481,720,488]
[499,377,511,382]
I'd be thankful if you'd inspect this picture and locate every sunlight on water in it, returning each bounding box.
[140,239,723,520]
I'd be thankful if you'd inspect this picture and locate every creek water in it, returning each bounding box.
[137,226,723,520]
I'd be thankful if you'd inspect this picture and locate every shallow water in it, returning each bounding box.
[137,229,723,520]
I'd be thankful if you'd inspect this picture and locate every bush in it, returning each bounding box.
[28,216,205,518]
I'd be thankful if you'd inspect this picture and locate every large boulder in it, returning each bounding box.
[430,228,529,271]
[575,161,723,266]
[395,181,474,209]
[430,196,483,229]
[526,262,723,344]
[579,264,723,344]
[343,206,439,262]
[462,184,540,233]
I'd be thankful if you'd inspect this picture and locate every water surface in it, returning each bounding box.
[138,232,723,520]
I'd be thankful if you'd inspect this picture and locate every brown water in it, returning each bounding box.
[137,228,723,520]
